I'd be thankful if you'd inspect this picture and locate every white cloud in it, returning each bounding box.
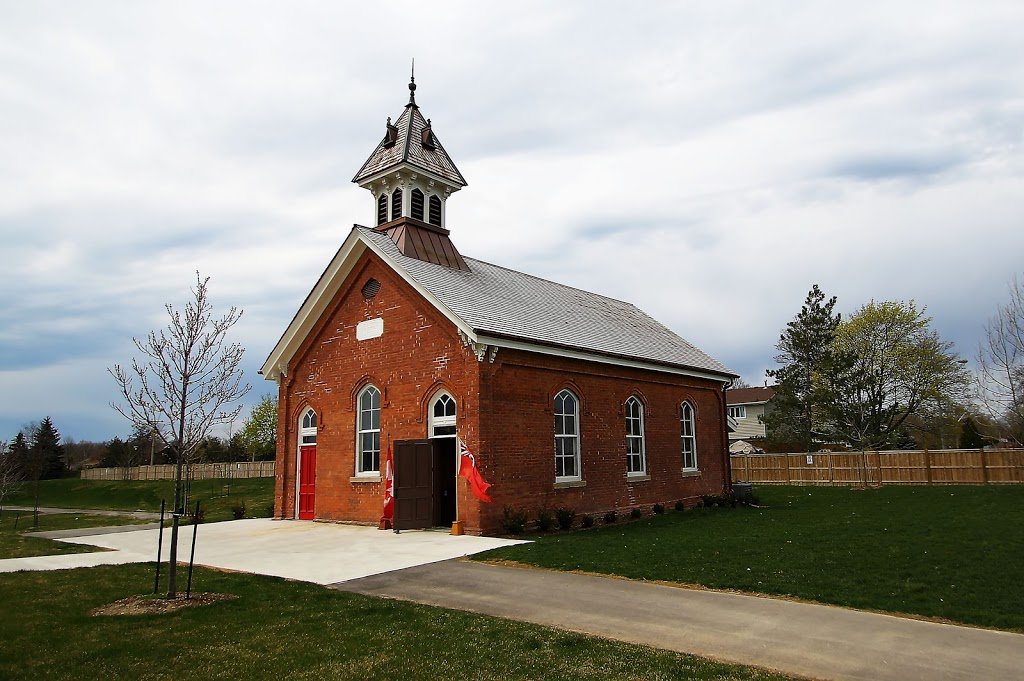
[1,0,1023,440]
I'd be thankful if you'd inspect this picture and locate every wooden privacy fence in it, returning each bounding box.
[81,461,276,481]
[730,449,1024,486]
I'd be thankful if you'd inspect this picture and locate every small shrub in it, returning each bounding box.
[701,494,717,508]
[500,506,529,535]
[674,500,685,512]
[603,510,618,524]
[230,500,247,520]
[581,514,595,528]
[191,505,206,524]
[630,507,642,519]
[555,506,576,530]
[653,503,665,515]
[535,507,554,532]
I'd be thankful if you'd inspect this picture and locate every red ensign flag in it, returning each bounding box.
[381,446,394,522]
[458,438,493,503]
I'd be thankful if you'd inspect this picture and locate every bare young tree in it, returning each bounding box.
[977,274,1024,445]
[110,272,250,597]
[0,441,25,517]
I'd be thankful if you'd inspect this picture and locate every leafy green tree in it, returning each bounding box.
[818,300,971,449]
[960,415,993,449]
[239,394,278,461]
[762,285,841,451]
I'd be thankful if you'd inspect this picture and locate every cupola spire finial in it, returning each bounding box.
[408,58,417,106]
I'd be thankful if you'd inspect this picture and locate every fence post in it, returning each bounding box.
[784,453,792,484]
[981,448,989,485]
[925,449,932,485]
[827,451,834,486]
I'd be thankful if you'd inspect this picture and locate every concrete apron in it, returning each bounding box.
[0,519,528,583]
[335,561,1024,681]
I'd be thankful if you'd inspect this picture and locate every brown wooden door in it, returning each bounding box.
[394,440,432,530]
[298,445,316,520]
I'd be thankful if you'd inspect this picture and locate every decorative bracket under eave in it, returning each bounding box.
[458,330,499,363]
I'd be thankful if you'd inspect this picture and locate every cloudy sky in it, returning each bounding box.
[2,1,1022,443]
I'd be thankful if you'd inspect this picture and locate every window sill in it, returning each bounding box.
[680,469,701,478]
[553,479,587,489]
[350,475,382,483]
[625,474,651,482]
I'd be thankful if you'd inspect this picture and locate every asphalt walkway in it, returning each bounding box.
[334,560,1024,681]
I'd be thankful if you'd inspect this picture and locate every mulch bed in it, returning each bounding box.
[91,592,237,616]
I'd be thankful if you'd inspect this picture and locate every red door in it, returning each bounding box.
[298,445,316,520]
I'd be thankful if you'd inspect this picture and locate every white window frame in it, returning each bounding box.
[625,396,647,476]
[728,405,747,419]
[356,385,381,476]
[554,389,581,482]
[681,401,698,471]
[429,391,457,439]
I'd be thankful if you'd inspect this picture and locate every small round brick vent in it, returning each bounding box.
[361,278,381,300]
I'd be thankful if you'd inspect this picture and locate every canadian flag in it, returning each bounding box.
[381,446,394,523]
[458,438,493,503]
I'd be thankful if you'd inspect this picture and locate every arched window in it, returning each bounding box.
[554,389,581,481]
[428,195,442,226]
[411,188,425,221]
[391,188,403,219]
[356,385,381,475]
[681,401,697,470]
[625,397,646,476]
[429,392,456,438]
[300,408,317,445]
[377,194,388,225]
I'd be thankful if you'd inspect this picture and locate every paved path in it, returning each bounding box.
[335,560,1024,681]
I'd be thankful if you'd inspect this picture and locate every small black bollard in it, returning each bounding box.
[154,499,166,594]
[186,500,200,599]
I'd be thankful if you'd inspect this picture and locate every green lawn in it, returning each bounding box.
[476,485,1024,632]
[0,564,797,681]
[0,512,152,559]
[6,477,274,523]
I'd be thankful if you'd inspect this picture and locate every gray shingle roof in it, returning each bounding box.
[352,103,467,187]
[358,227,735,377]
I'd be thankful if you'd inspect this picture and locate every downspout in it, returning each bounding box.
[722,380,733,494]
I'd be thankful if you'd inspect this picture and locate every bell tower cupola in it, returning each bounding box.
[352,68,467,232]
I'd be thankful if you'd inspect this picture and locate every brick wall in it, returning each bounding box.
[274,250,730,535]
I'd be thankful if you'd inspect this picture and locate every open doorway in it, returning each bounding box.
[429,392,458,527]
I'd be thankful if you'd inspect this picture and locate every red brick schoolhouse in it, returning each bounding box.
[261,77,738,535]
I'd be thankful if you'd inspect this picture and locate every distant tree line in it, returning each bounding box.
[759,278,1024,452]
[0,396,277,492]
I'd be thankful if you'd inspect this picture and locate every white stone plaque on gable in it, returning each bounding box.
[356,317,384,341]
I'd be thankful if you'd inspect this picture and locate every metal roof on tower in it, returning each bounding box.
[351,76,467,188]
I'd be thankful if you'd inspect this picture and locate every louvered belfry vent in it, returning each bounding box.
[411,189,425,220]
[377,194,388,225]
[361,278,381,300]
[429,195,441,226]
[391,188,402,218]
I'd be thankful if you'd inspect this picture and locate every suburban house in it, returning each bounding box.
[725,386,776,442]
[260,77,738,535]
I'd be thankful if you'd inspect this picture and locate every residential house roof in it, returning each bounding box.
[726,386,776,405]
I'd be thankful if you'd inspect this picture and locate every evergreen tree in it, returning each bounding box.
[9,432,29,473]
[32,417,66,480]
[763,285,841,451]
